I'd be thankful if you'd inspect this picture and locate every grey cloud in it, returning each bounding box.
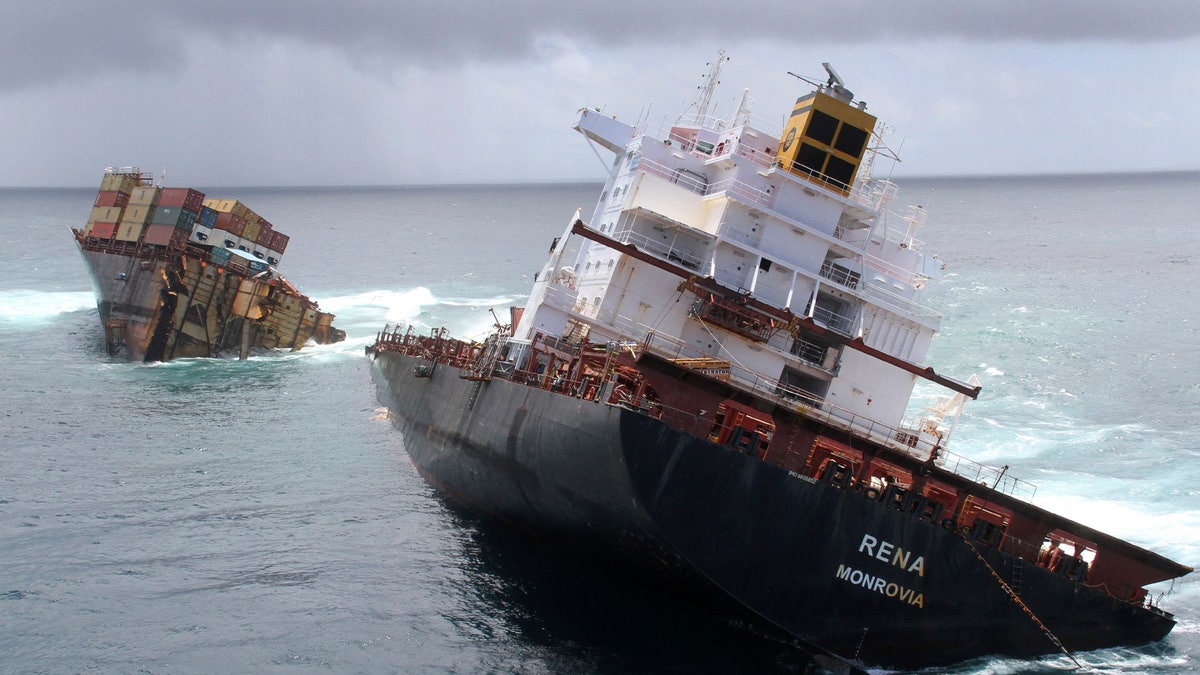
[4,0,1199,91]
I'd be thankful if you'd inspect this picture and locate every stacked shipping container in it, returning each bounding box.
[116,185,160,242]
[200,198,289,264]
[84,171,144,238]
[145,185,203,247]
[83,168,291,267]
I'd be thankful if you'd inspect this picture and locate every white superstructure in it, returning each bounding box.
[512,66,974,450]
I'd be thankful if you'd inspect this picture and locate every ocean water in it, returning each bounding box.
[0,173,1197,674]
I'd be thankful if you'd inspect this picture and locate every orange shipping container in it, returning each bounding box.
[94,191,129,208]
[214,212,246,236]
[256,222,274,244]
[144,223,188,247]
[91,222,118,239]
[159,187,205,211]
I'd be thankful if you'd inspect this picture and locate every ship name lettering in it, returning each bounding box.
[858,534,925,577]
[835,564,925,608]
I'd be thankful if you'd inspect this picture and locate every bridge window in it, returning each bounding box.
[805,110,839,145]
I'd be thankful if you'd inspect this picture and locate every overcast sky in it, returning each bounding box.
[3,1,1199,188]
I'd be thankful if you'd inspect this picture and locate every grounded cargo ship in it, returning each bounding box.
[73,168,344,361]
[367,59,1190,670]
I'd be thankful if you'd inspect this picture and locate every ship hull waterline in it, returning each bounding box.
[76,241,341,361]
[369,349,1175,670]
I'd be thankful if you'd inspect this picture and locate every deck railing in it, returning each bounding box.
[634,327,1036,502]
[369,316,1035,504]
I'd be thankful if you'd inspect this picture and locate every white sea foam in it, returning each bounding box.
[438,293,525,308]
[1171,616,1200,635]
[312,287,527,339]
[0,290,94,325]
[315,287,438,325]
[954,648,1192,674]
[1032,493,1200,562]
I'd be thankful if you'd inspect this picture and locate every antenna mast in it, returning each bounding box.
[688,50,729,121]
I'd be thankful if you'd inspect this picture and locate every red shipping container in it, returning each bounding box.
[270,231,289,253]
[214,212,246,236]
[256,222,274,244]
[94,190,130,208]
[144,223,188,247]
[158,187,206,212]
[91,222,118,239]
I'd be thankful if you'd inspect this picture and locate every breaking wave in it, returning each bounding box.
[311,286,527,348]
[0,285,520,357]
[932,646,1191,674]
[0,290,94,326]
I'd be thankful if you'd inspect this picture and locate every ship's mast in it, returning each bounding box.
[733,88,753,127]
[685,50,729,122]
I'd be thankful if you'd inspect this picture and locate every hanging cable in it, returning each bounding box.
[961,537,1081,670]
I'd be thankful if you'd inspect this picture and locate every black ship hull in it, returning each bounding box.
[370,349,1175,670]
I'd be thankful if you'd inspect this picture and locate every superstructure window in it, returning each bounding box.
[825,156,856,188]
[834,124,869,158]
[805,110,839,145]
[795,144,828,175]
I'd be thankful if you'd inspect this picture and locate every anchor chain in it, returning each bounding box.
[961,537,1082,670]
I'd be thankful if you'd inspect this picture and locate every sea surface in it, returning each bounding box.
[1,172,1198,674]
